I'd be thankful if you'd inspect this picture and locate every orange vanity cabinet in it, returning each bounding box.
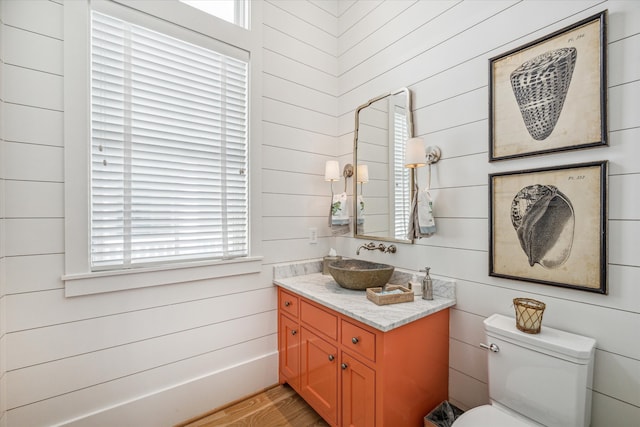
[300,326,338,425]
[277,286,450,427]
[341,351,375,426]
[278,290,301,389]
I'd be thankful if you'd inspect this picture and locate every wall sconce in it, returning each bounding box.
[325,161,354,193]
[325,160,340,195]
[342,163,354,192]
[404,137,442,168]
[426,146,442,165]
[325,160,340,181]
[405,137,427,168]
[356,164,369,194]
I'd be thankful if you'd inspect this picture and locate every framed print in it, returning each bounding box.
[489,161,607,293]
[489,11,607,161]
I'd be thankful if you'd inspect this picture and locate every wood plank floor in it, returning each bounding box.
[179,385,330,427]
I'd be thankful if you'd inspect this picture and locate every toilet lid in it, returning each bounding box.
[454,405,533,427]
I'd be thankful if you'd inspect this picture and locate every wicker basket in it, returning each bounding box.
[513,298,546,334]
[367,285,414,305]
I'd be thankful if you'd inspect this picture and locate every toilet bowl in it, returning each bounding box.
[452,314,596,427]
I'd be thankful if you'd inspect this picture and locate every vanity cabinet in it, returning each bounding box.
[341,351,375,426]
[277,286,449,427]
[278,312,300,390]
[300,327,338,425]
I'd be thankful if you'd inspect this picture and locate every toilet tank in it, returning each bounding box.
[484,314,596,427]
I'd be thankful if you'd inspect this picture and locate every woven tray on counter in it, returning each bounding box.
[366,285,414,305]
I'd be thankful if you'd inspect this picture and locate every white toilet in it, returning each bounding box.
[454,313,596,427]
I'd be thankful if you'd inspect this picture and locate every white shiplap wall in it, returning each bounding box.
[2,0,639,426]
[1,2,7,426]
[0,0,338,426]
[335,1,640,426]
[262,0,339,262]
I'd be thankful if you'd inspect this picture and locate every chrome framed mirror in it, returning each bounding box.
[353,87,414,243]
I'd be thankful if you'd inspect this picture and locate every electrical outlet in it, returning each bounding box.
[309,227,318,244]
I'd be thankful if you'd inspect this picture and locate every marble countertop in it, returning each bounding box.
[273,260,456,332]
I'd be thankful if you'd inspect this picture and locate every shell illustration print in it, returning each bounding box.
[510,47,578,140]
[511,184,575,269]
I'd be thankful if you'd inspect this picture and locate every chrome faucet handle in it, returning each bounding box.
[356,242,375,255]
[357,242,397,255]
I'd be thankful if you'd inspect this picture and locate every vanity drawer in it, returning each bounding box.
[341,320,376,362]
[279,289,299,319]
[301,300,338,341]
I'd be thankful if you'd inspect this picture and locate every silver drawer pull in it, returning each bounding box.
[352,337,359,344]
[328,354,335,362]
[480,343,499,353]
[284,301,291,307]
[291,329,297,336]
[341,363,348,370]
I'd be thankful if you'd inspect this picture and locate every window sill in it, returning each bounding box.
[62,256,263,297]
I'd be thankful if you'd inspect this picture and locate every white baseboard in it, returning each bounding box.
[60,351,278,427]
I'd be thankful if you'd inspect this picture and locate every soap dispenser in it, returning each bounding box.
[420,267,433,300]
[409,274,421,296]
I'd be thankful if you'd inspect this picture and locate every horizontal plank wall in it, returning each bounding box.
[335,1,640,426]
[4,1,638,426]
[261,0,339,264]
[0,0,337,426]
[1,2,7,427]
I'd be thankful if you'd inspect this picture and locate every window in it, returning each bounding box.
[179,0,247,28]
[392,107,410,240]
[90,10,248,270]
[63,0,262,295]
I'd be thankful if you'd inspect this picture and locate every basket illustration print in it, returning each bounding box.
[510,47,578,140]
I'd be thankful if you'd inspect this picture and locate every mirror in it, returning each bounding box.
[353,88,414,243]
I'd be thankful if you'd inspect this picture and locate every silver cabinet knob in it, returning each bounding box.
[328,354,335,361]
[341,363,348,370]
[351,337,359,344]
[284,301,291,307]
[291,329,297,336]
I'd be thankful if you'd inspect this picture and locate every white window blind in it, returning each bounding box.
[90,11,249,270]
[393,108,410,240]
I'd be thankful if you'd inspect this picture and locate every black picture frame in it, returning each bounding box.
[489,161,607,294]
[489,11,607,161]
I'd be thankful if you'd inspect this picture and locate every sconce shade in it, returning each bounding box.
[325,160,340,181]
[357,164,369,183]
[405,137,426,168]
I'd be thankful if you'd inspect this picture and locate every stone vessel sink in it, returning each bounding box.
[328,259,394,290]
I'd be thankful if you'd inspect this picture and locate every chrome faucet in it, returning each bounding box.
[356,242,397,255]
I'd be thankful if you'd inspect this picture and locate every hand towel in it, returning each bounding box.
[356,195,365,225]
[331,192,349,225]
[328,192,350,236]
[417,189,436,236]
[356,195,365,234]
[408,185,436,239]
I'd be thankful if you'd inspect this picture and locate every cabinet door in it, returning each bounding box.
[341,352,375,427]
[300,327,338,426]
[279,314,300,390]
